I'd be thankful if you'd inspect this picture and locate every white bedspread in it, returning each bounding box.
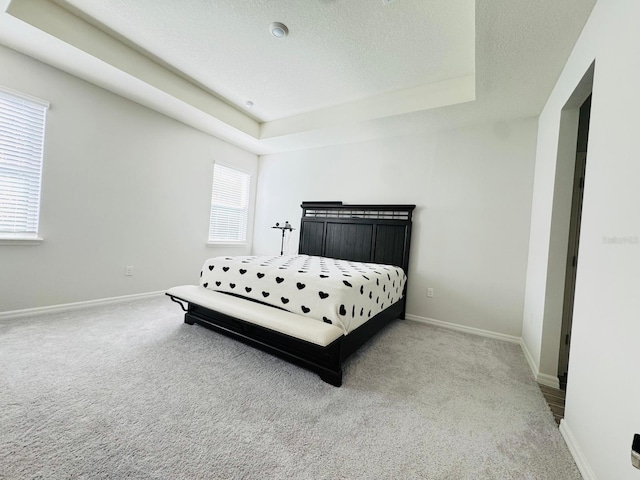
[199,255,406,334]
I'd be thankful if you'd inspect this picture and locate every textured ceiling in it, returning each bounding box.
[53,0,475,122]
[0,0,596,154]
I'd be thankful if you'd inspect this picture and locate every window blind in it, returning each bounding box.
[208,163,251,243]
[0,87,49,238]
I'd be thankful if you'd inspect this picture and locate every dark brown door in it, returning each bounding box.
[558,95,591,389]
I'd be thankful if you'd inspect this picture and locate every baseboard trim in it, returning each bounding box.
[405,314,521,344]
[520,339,538,379]
[537,372,561,389]
[519,340,560,388]
[0,291,165,320]
[560,420,597,480]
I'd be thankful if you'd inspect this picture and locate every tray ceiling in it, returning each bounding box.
[0,0,595,154]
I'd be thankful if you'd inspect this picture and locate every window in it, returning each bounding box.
[208,163,251,244]
[0,86,49,242]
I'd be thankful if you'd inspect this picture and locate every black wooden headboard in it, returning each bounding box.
[298,202,416,276]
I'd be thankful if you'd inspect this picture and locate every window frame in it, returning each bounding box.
[0,85,49,246]
[207,162,252,247]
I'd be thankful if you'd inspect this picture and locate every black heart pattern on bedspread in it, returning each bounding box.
[199,255,406,335]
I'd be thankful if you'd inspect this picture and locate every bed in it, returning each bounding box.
[166,202,415,386]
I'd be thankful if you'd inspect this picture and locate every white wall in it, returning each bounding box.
[0,45,258,312]
[523,1,640,478]
[254,118,537,338]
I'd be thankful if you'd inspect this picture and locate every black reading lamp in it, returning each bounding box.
[272,221,294,255]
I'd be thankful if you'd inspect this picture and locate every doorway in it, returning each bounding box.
[558,94,592,390]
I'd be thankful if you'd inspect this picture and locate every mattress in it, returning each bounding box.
[199,255,406,334]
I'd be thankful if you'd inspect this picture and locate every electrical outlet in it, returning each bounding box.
[124,265,134,276]
[427,287,434,298]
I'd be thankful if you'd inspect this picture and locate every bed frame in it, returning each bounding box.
[170,202,415,386]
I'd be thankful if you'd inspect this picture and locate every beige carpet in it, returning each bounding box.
[0,296,581,479]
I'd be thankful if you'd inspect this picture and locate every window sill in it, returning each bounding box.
[206,242,248,248]
[0,236,44,246]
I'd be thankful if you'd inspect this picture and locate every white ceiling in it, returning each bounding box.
[54,0,476,122]
[0,0,596,155]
